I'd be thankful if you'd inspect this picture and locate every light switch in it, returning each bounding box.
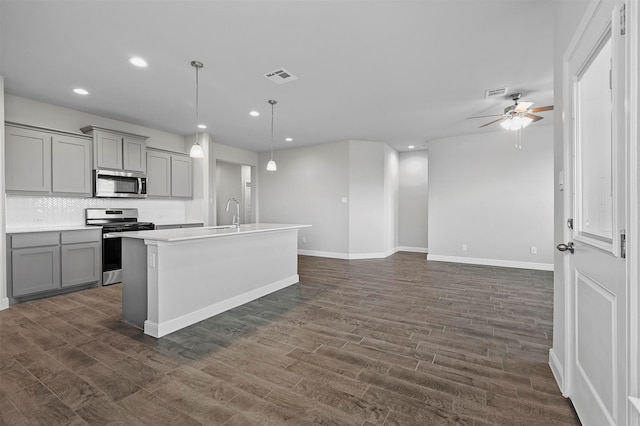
[341,197,348,204]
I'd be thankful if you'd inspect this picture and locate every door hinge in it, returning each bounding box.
[567,218,574,230]
[620,4,626,35]
[621,230,626,258]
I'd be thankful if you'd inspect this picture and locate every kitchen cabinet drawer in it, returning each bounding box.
[12,246,61,296]
[11,232,60,249]
[61,229,101,245]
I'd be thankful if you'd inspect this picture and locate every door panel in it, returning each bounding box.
[565,1,628,425]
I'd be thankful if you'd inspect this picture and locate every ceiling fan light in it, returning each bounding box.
[500,115,533,131]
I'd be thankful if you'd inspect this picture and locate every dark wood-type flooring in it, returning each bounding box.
[0,252,580,425]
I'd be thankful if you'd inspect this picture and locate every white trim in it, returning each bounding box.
[549,348,566,396]
[144,274,299,338]
[0,298,8,311]
[627,1,639,425]
[630,397,640,416]
[396,246,428,253]
[427,254,553,271]
[298,246,424,260]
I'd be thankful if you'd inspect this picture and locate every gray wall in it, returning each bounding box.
[348,140,387,255]
[258,141,350,255]
[216,161,244,225]
[258,140,399,258]
[398,150,428,251]
[5,95,186,152]
[428,125,554,269]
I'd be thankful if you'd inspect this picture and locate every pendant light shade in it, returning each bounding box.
[189,60,205,159]
[267,99,277,171]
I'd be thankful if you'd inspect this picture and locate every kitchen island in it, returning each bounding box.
[115,223,310,338]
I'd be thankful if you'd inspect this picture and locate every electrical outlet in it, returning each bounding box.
[530,246,537,254]
[461,244,467,251]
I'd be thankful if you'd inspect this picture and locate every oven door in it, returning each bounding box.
[102,233,122,285]
[94,169,147,198]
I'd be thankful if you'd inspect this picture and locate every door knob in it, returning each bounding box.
[556,242,575,254]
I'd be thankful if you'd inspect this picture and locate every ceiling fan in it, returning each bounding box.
[468,93,554,130]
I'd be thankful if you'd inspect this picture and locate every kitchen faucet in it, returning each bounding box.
[225,198,240,228]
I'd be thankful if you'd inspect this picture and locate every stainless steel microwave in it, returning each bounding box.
[94,169,147,198]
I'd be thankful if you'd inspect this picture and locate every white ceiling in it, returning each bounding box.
[0,0,556,153]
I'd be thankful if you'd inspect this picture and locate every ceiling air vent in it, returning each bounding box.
[484,87,508,99]
[264,68,298,85]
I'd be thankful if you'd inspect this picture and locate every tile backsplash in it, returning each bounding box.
[5,196,190,228]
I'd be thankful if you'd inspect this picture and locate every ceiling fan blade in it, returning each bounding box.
[479,117,506,128]
[467,114,503,119]
[514,101,533,113]
[524,113,544,122]
[530,105,554,113]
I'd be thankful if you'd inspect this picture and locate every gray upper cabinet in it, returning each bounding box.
[81,126,148,172]
[171,155,193,198]
[5,123,92,196]
[93,129,123,169]
[5,125,52,193]
[146,150,171,197]
[52,133,92,195]
[123,136,147,172]
[147,149,192,198]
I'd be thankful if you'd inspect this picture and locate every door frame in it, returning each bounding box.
[560,0,639,423]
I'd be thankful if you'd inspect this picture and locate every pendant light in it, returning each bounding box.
[266,99,278,171]
[189,60,204,158]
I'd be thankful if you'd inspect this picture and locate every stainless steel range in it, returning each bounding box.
[85,208,154,285]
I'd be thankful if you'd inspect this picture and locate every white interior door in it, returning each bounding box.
[563,1,628,425]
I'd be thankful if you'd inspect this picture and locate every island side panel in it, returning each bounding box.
[121,238,148,329]
[144,228,300,338]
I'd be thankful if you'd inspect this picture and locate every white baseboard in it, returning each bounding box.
[144,274,299,338]
[298,249,390,260]
[427,254,554,271]
[298,246,426,260]
[0,297,9,311]
[396,246,428,253]
[549,348,565,396]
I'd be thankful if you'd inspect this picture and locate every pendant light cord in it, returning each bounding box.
[270,101,274,161]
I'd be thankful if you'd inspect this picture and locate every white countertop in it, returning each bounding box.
[6,225,100,234]
[108,223,310,242]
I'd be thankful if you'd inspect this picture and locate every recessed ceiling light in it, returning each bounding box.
[249,111,260,117]
[408,145,415,149]
[197,124,207,129]
[73,88,89,95]
[129,57,148,67]
[285,138,293,142]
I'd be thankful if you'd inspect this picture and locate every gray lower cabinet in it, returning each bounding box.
[61,242,101,287]
[5,123,92,196]
[12,245,61,297]
[147,149,193,198]
[7,229,102,303]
